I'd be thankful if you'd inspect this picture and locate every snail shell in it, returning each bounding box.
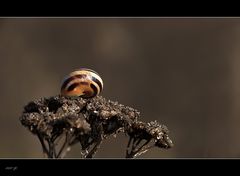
[61,68,103,98]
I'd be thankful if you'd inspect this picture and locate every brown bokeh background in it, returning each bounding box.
[1,18,240,158]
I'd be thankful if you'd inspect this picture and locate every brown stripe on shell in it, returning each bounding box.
[66,81,89,92]
[91,76,103,92]
[61,74,87,91]
[89,83,98,98]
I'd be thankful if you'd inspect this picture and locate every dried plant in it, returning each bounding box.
[20,95,173,158]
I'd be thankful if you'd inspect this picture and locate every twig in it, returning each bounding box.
[56,132,69,158]
[37,132,49,157]
[85,138,103,158]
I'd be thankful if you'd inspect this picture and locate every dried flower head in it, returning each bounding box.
[20,95,173,158]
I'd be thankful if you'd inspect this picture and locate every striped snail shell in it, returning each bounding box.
[61,68,103,98]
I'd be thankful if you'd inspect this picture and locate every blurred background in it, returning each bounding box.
[1,18,240,158]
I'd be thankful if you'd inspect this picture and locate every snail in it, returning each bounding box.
[61,68,103,98]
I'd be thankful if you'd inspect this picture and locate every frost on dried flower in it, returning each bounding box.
[20,95,173,158]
